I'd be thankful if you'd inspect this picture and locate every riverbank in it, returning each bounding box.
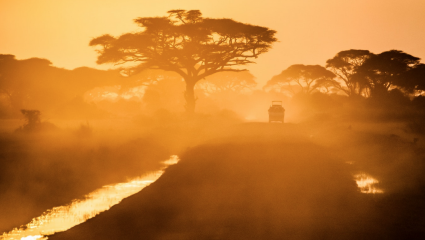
[2,115,425,238]
[48,121,425,239]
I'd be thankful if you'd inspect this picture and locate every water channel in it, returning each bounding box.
[0,155,180,240]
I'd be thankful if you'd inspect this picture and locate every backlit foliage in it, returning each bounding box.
[89,10,277,113]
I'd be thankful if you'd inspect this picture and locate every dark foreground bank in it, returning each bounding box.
[50,137,393,240]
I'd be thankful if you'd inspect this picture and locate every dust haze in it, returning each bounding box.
[1,9,425,240]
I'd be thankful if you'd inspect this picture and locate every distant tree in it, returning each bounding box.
[20,109,41,131]
[352,50,424,97]
[264,64,337,95]
[0,55,108,111]
[0,55,17,107]
[403,63,425,94]
[0,54,153,115]
[325,49,372,96]
[197,71,256,95]
[89,9,277,114]
[0,55,53,110]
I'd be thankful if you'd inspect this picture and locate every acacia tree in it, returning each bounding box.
[264,64,337,95]
[89,10,277,114]
[325,49,372,96]
[405,63,425,94]
[352,50,424,97]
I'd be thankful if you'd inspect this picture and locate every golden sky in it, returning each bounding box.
[1,0,425,86]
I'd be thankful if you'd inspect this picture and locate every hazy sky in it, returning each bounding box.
[1,0,425,86]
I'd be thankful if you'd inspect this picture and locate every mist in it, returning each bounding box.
[1,8,425,239]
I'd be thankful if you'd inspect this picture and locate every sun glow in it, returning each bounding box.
[355,173,383,194]
[20,236,44,240]
[0,155,179,240]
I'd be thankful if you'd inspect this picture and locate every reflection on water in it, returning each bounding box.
[0,155,179,240]
[355,173,384,194]
[20,236,43,240]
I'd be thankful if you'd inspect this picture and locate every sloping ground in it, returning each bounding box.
[50,138,381,240]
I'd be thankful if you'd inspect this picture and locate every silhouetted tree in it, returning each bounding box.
[326,49,372,96]
[20,109,41,131]
[352,50,424,97]
[0,54,151,116]
[264,64,337,95]
[0,55,55,111]
[0,55,16,98]
[89,10,277,114]
[404,63,425,94]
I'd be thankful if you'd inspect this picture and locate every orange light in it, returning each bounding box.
[355,173,383,194]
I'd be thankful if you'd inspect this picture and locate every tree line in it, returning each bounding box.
[0,54,257,118]
[265,49,425,99]
[2,9,425,118]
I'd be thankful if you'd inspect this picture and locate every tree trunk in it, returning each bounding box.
[184,80,196,115]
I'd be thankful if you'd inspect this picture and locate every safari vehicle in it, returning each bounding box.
[268,101,285,123]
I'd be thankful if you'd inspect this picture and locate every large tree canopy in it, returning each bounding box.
[326,49,372,96]
[89,9,277,113]
[352,50,424,97]
[264,64,337,95]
